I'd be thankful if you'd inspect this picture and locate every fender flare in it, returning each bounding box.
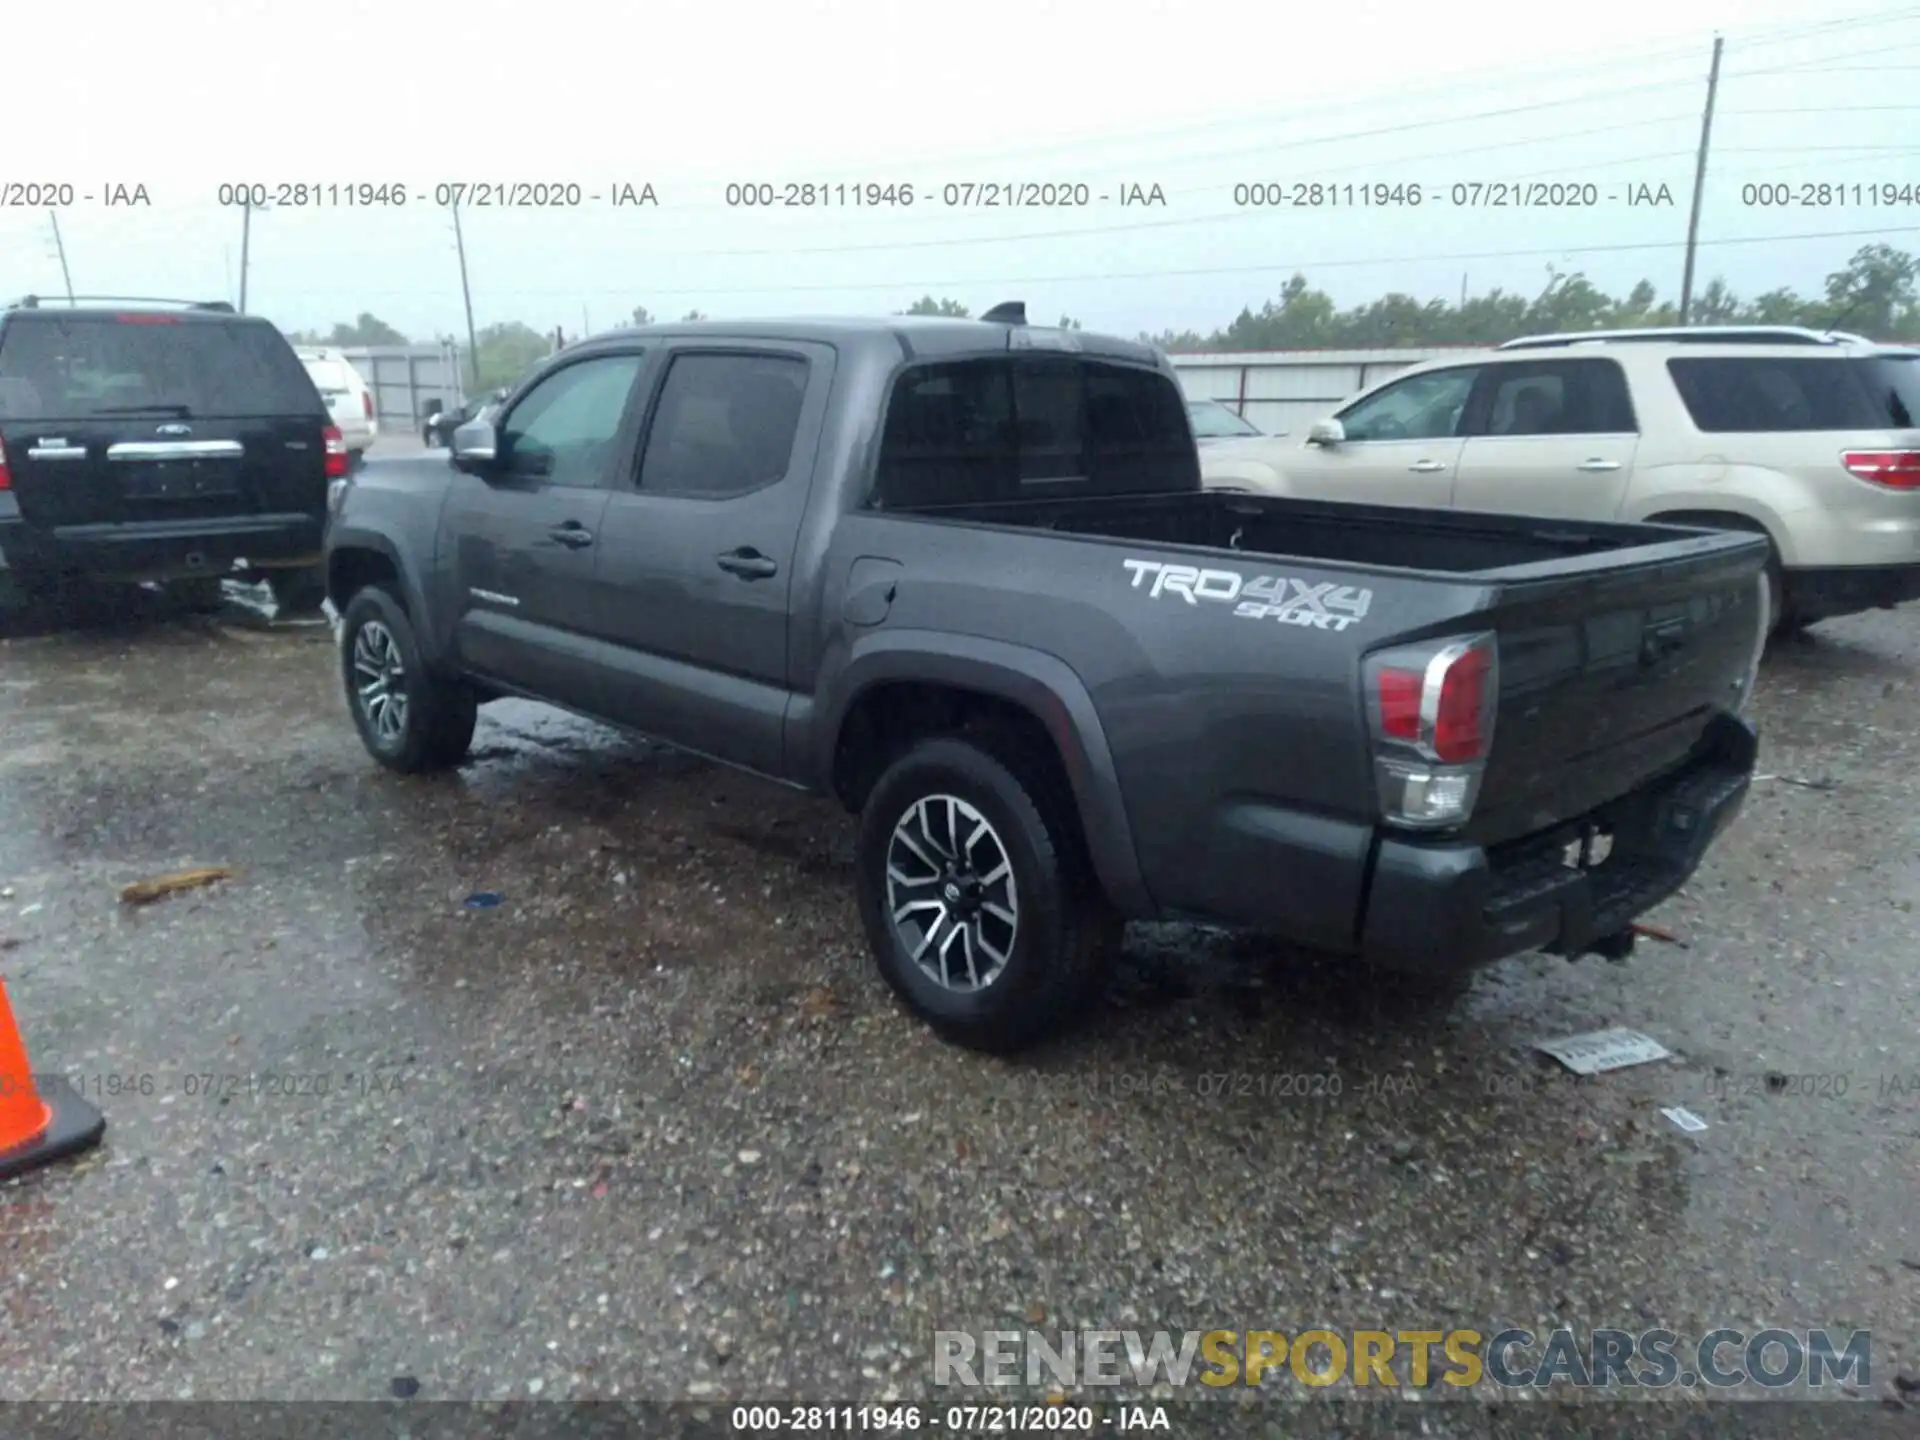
[815,629,1154,917]
[324,526,436,638]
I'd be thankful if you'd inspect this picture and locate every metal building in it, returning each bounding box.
[1168,348,1478,434]
[332,342,472,429]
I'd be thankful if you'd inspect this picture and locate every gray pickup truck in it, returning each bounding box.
[322,306,1769,1052]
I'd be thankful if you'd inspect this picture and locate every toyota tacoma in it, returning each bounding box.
[322,304,1769,1052]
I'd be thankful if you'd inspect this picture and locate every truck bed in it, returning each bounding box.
[892,487,1703,577]
[869,486,1768,873]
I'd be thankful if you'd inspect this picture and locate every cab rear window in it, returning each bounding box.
[874,356,1198,508]
[0,315,324,421]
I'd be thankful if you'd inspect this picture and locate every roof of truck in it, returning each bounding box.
[585,308,1164,365]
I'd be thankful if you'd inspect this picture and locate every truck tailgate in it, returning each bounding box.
[1465,530,1768,846]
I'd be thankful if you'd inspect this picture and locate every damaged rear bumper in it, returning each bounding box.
[1358,714,1758,973]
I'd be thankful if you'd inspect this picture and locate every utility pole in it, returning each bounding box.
[239,198,254,314]
[1459,273,1468,309]
[48,212,74,302]
[451,203,481,389]
[1678,34,1724,326]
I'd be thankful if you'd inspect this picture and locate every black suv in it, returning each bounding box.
[0,295,343,610]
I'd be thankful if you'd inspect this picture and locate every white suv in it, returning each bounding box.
[1199,326,1920,631]
[295,347,378,462]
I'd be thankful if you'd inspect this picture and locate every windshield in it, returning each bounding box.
[0,315,323,420]
[1187,400,1259,437]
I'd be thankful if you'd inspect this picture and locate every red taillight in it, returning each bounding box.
[323,424,349,479]
[1430,646,1491,763]
[1842,450,1920,489]
[0,435,11,491]
[114,313,179,324]
[1372,639,1495,763]
[1377,668,1423,742]
[362,391,374,420]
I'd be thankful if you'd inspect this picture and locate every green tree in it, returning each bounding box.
[324,312,408,346]
[901,296,971,317]
[631,305,655,327]
[1148,244,1920,351]
[680,309,707,322]
[1818,243,1918,335]
[469,321,551,391]
[1056,315,1083,330]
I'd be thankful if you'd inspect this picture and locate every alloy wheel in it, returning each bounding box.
[884,794,1020,992]
[351,619,409,745]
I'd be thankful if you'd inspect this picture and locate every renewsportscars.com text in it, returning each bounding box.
[933,1327,1872,1391]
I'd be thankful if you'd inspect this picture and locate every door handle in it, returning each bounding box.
[548,523,594,549]
[1578,459,1623,472]
[716,548,778,579]
[1408,459,1446,473]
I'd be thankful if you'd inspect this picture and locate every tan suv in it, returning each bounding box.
[1198,326,1920,631]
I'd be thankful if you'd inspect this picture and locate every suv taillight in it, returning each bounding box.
[0,435,10,491]
[362,391,374,420]
[1842,450,1920,489]
[1364,633,1499,829]
[323,424,349,478]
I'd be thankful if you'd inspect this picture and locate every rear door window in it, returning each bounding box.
[0,316,322,420]
[1474,358,1637,435]
[634,352,810,497]
[1667,356,1920,432]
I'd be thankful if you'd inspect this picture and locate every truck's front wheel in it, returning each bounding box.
[339,586,477,774]
[855,736,1116,1054]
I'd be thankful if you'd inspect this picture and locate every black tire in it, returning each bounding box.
[338,585,477,774]
[269,566,329,616]
[855,733,1118,1054]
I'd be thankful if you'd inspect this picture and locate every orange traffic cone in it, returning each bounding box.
[0,978,105,1181]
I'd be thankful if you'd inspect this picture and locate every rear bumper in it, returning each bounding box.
[1357,713,1758,973]
[1784,562,1920,621]
[0,508,324,583]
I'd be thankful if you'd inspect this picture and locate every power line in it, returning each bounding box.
[443,129,1882,266]
[614,8,1920,192]
[326,224,1906,301]
[1722,103,1920,113]
[1723,36,1920,75]
[583,143,1709,263]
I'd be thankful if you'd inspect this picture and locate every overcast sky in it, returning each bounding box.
[3,0,1916,341]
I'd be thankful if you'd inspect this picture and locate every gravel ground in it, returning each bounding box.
[0,574,1914,1428]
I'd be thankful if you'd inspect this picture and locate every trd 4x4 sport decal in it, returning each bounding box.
[1122,558,1372,632]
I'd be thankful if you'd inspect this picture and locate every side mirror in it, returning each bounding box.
[450,418,500,475]
[1306,417,1345,447]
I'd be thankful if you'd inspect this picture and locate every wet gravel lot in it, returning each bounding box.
[0,575,1914,1426]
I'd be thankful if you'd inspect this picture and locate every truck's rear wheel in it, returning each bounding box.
[855,735,1116,1054]
[339,586,477,774]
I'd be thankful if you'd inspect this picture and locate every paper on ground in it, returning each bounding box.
[1661,1106,1709,1133]
[1533,1027,1671,1075]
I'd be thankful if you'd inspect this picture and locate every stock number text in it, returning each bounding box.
[218,183,410,208]
[1234,181,1423,207]
[725,182,915,207]
[1741,182,1917,208]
